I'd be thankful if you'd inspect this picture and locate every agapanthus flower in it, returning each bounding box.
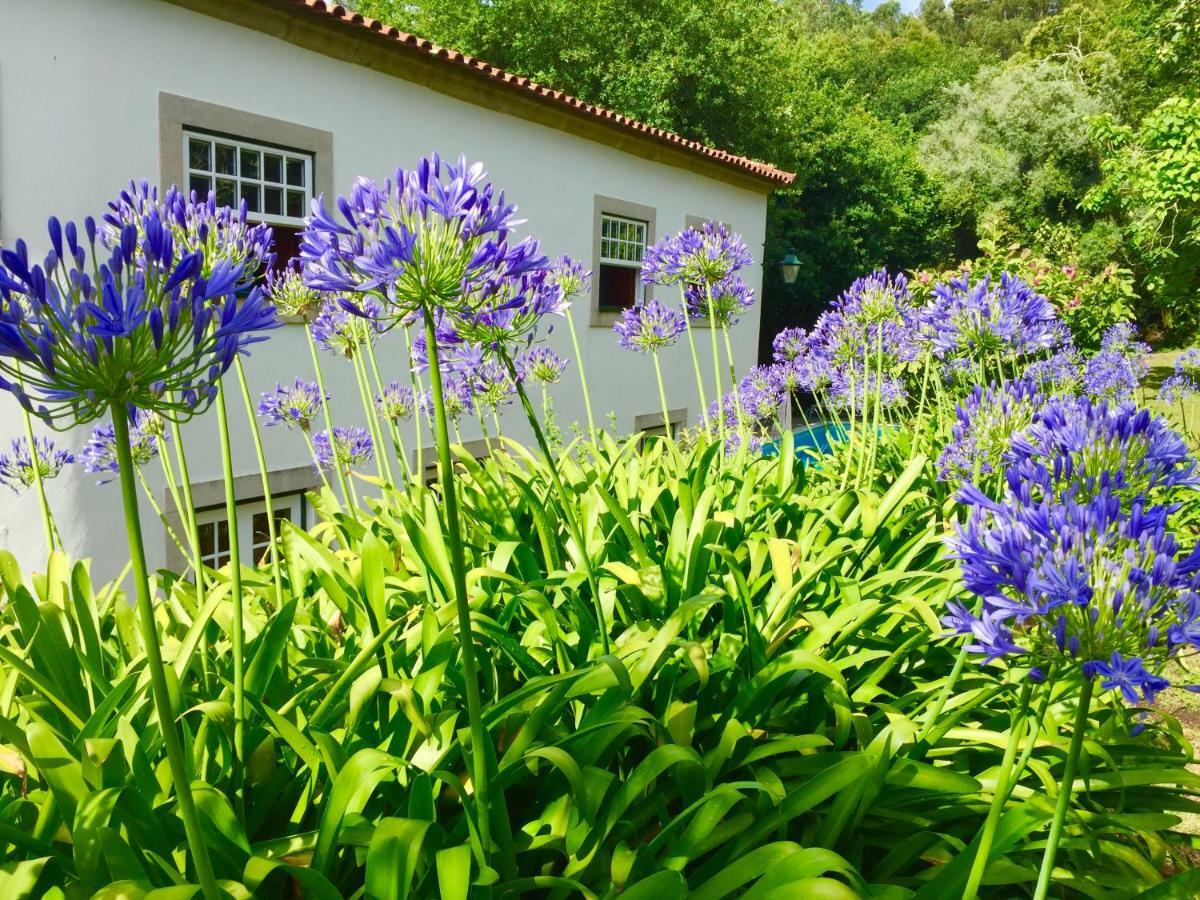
[916,272,1066,365]
[683,274,756,326]
[722,429,765,457]
[737,365,789,425]
[471,360,515,411]
[420,374,474,422]
[519,346,568,385]
[101,179,274,280]
[0,436,74,494]
[772,327,807,363]
[376,381,417,422]
[301,155,556,354]
[1100,321,1152,358]
[81,408,164,483]
[1083,349,1147,401]
[1007,396,1198,502]
[826,364,907,412]
[311,295,385,357]
[613,300,687,353]
[0,209,278,425]
[257,378,326,431]
[1024,348,1082,396]
[547,256,591,299]
[1160,373,1200,406]
[641,221,752,287]
[938,379,1043,485]
[267,264,327,319]
[1174,347,1200,376]
[946,468,1200,704]
[313,426,374,472]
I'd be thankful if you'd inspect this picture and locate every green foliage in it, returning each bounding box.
[0,431,1196,896]
[1085,96,1200,341]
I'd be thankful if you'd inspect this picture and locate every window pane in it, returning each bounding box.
[264,153,283,184]
[240,182,261,214]
[198,521,215,560]
[264,186,283,216]
[216,518,229,553]
[189,174,211,198]
[286,190,305,219]
[286,158,305,187]
[215,144,237,175]
[188,138,211,171]
[240,148,260,180]
[216,178,236,208]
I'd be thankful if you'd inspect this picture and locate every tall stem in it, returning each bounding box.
[564,310,597,440]
[652,351,673,440]
[234,358,283,607]
[214,382,246,770]
[169,417,211,694]
[502,353,611,655]
[352,350,393,486]
[111,404,220,900]
[678,290,710,431]
[403,325,425,481]
[704,288,726,447]
[963,679,1036,900]
[365,339,413,482]
[20,408,55,552]
[720,322,744,428]
[305,325,353,507]
[1032,679,1094,900]
[423,314,497,868]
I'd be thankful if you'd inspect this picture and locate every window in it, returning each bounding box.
[598,213,648,311]
[194,494,305,570]
[635,408,687,446]
[183,130,313,228]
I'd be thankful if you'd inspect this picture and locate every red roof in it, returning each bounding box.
[268,0,795,187]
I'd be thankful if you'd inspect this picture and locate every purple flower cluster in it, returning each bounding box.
[301,155,561,358]
[313,426,374,472]
[471,360,515,411]
[267,264,327,320]
[613,300,687,353]
[641,221,752,287]
[938,379,1043,485]
[916,272,1066,365]
[81,408,164,483]
[519,346,568,385]
[945,393,1200,704]
[1024,348,1082,396]
[0,204,278,425]
[547,256,592,299]
[0,436,74,494]
[1159,348,1200,406]
[376,381,418,423]
[311,296,385,358]
[258,378,326,431]
[771,327,807,363]
[683,275,756,326]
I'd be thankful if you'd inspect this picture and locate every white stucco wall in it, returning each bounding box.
[0,0,769,584]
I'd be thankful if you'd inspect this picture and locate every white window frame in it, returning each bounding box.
[194,493,306,569]
[182,130,314,228]
[599,213,648,268]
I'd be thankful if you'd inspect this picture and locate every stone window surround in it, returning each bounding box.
[634,406,688,433]
[590,194,656,327]
[162,465,321,571]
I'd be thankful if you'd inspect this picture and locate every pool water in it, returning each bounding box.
[762,422,849,459]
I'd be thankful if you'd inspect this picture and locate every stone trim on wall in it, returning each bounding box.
[590,194,656,328]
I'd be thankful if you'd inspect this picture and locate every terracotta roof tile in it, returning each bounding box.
[279,0,795,186]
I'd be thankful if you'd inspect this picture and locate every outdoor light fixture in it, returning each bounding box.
[779,249,801,285]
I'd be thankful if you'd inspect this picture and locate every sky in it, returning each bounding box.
[862,0,924,12]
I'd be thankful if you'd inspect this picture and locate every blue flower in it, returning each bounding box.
[0,436,74,494]
[81,408,164,484]
[376,381,417,423]
[641,221,752,287]
[313,426,374,472]
[258,378,326,431]
[683,274,756,326]
[938,379,1043,485]
[518,346,568,385]
[613,300,687,353]
[311,295,385,358]
[1086,652,1170,705]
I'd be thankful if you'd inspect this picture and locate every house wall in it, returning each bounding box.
[0,0,770,585]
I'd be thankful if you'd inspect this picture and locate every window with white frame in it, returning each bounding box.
[195,493,306,569]
[183,130,313,228]
[597,213,649,311]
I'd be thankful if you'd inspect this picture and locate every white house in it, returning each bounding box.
[0,0,793,584]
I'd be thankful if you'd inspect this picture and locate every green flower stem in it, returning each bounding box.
[501,353,611,655]
[234,358,284,607]
[135,466,190,563]
[305,324,353,508]
[920,644,969,743]
[110,403,221,900]
[963,678,1036,900]
[403,326,425,481]
[365,339,413,482]
[19,406,55,552]
[301,431,330,490]
[652,351,673,440]
[704,288,726,448]
[720,322,744,427]
[864,326,886,480]
[168,417,212,694]
[678,289,710,433]
[491,409,504,440]
[1033,678,1095,900]
[214,382,247,772]
[157,443,190,557]
[351,350,394,486]
[564,308,597,439]
[422,314,499,871]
